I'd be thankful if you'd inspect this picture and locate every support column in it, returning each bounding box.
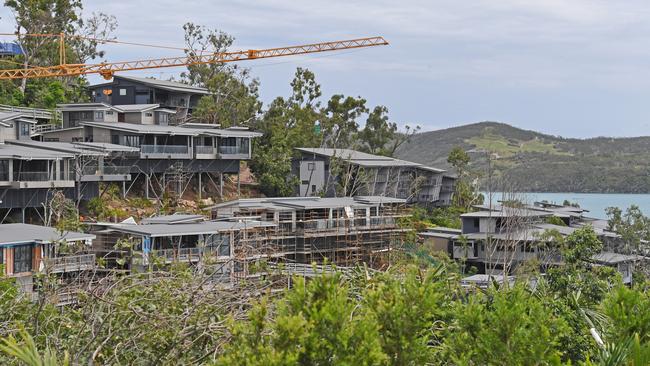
[145,174,149,199]
[21,207,25,223]
[237,170,241,197]
[219,173,223,198]
[198,173,202,200]
[122,180,126,199]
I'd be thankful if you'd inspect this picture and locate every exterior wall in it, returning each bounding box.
[0,123,16,142]
[479,217,497,233]
[299,160,325,196]
[92,127,112,143]
[124,112,143,124]
[104,111,118,122]
[141,112,155,125]
[461,217,480,234]
[40,128,84,142]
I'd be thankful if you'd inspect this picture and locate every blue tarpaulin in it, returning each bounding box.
[0,42,23,56]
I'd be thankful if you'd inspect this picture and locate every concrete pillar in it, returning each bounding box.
[198,173,202,200]
[122,181,126,199]
[145,174,149,199]
[237,170,241,197]
[219,173,223,198]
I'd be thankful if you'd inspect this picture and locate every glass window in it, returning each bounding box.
[106,111,114,115]
[0,160,8,181]
[119,88,127,96]
[14,245,33,273]
[111,135,119,145]
[124,135,140,147]
[145,112,153,117]
[307,162,315,171]
[94,111,104,120]
[20,123,30,136]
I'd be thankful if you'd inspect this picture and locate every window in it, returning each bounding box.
[119,88,127,96]
[311,185,316,193]
[94,111,104,120]
[145,112,153,117]
[81,111,93,120]
[106,111,114,115]
[301,180,309,185]
[71,137,83,142]
[20,123,30,136]
[124,135,140,147]
[14,245,33,273]
[111,135,119,145]
[158,113,169,125]
[0,160,8,181]
[307,162,315,171]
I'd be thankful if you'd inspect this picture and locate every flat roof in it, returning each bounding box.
[81,121,262,138]
[210,196,406,211]
[8,140,105,156]
[296,147,446,173]
[91,75,211,95]
[461,209,553,218]
[0,223,95,246]
[592,252,641,264]
[0,143,75,159]
[108,220,273,237]
[141,214,205,225]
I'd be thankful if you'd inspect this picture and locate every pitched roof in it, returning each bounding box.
[0,143,75,159]
[141,214,206,225]
[112,75,210,95]
[0,223,95,246]
[0,111,37,124]
[296,147,445,172]
[113,104,159,112]
[7,140,105,156]
[81,121,262,138]
[209,196,406,212]
[106,220,273,237]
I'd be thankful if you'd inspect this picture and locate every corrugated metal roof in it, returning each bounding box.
[0,223,95,246]
[0,143,74,159]
[592,252,641,264]
[209,196,406,212]
[81,121,262,138]
[8,140,105,156]
[72,142,140,153]
[113,104,160,112]
[108,220,273,237]
[141,214,205,225]
[112,75,211,95]
[296,147,446,172]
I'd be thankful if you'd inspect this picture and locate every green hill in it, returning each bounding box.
[394,121,650,193]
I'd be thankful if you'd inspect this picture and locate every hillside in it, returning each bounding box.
[394,121,650,193]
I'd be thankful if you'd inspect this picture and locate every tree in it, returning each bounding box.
[320,94,367,149]
[181,23,261,126]
[447,146,482,210]
[358,106,395,155]
[5,0,117,98]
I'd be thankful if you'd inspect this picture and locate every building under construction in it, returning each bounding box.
[210,196,411,271]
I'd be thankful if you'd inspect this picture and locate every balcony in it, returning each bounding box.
[41,254,96,273]
[80,165,132,182]
[11,171,74,188]
[218,145,250,159]
[136,246,227,266]
[140,145,192,159]
[195,145,217,158]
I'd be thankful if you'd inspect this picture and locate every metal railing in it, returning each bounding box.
[41,254,96,273]
[16,172,51,181]
[32,124,61,134]
[195,145,215,154]
[141,145,190,155]
[81,165,132,175]
[0,104,53,119]
[149,246,223,263]
[218,145,248,155]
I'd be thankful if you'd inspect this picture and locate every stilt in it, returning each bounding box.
[198,173,202,200]
[122,181,126,199]
[219,173,223,198]
[145,174,150,199]
[237,170,241,197]
[21,207,25,223]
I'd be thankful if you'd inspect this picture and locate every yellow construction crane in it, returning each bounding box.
[0,34,388,80]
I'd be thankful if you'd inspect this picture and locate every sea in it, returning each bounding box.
[484,192,650,219]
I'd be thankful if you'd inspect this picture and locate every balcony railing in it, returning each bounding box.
[16,172,51,181]
[146,246,224,264]
[81,166,132,175]
[41,254,96,273]
[141,145,190,155]
[195,145,215,154]
[218,146,248,155]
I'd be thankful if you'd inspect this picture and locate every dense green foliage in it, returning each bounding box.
[0,233,647,365]
[396,121,650,193]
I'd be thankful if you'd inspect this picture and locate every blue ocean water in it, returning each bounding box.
[484,192,650,219]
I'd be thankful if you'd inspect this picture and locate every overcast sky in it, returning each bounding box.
[3,0,650,137]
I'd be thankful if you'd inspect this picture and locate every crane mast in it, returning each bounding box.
[0,36,388,80]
